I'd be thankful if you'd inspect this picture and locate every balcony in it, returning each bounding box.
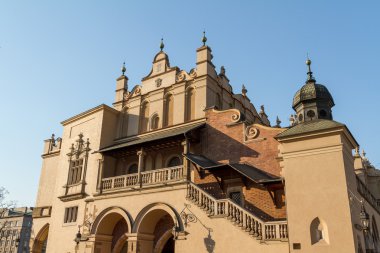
[101,165,185,192]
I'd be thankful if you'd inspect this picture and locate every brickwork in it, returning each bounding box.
[192,108,286,220]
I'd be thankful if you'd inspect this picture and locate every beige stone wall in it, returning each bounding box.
[278,129,359,253]
[37,185,289,253]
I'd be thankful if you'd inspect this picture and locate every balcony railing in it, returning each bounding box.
[187,182,288,241]
[357,176,380,213]
[102,165,185,192]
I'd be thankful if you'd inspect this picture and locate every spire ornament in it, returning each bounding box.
[121,62,126,76]
[160,38,164,51]
[306,56,316,82]
[202,30,207,46]
[276,116,282,127]
[242,84,247,97]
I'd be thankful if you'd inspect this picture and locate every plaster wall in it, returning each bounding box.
[280,133,356,253]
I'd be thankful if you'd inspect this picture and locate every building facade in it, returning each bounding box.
[0,207,32,253]
[31,36,380,253]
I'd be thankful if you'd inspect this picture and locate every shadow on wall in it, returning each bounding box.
[203,231,216,253]
[202,125,260,164]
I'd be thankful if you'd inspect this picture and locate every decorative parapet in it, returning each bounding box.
[42,134,62,157]
[32,206,52,218]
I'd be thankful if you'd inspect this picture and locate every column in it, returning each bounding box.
[181,139,189,180]
[97,158,104,193]
[137,148,146,187]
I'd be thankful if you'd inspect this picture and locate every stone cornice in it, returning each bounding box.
[61,104,119,126]
[276,125,359,148]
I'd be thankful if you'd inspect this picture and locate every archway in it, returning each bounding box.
[31,223,49,253]
[92,207,133,253]
[133,203,183,253]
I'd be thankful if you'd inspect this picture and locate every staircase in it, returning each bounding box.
[186,182,288,242]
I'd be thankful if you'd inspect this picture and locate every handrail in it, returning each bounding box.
[101,166,185,191]
[186,181,288,241]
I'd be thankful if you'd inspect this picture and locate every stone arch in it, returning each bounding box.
[154,229,174,253]
[91,206,133,235]
[165,155,182,168]
[91,207,133,253]
[128,163,138,174]
[31,223,49,253]
[150,113,160,130]
[132,203,183,233]
[310,217,329,245]
[132,203,182,253]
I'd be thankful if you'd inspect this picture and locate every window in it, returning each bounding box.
[167,156,181,167]
[128,164,138,174]
[150,114,159,130]
[185,88,195,121]
[64,206,78,223]
[140,102,150,133]
[310,217,329,244]
[68,158,83,185]
[163,94,174,127]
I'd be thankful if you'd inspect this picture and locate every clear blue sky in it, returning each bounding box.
[1,1,379,206]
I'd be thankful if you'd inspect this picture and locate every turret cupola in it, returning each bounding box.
[292,58,335,122]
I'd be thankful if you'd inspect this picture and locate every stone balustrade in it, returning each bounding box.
[187,182,288,241]
[102,165,185,192]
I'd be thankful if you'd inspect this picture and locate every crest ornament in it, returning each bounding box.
[155,78,162,87]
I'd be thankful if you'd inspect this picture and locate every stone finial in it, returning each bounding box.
[260,105,265,114]
[50,133,56,147]
[242,84,247,96]
[202,30,207,46]
[121,62,126,76]
[220,66,226,76]
[362,149,366,158]
[160,38,164,51]
[276,116,281,127]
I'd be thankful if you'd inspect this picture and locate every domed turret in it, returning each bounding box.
[292,58,335,122]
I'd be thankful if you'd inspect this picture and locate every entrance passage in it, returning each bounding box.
[134,204,179,253]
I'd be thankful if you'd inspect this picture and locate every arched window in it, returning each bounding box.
[167,156,181,167]
[163,94,174,127]
[150,114,159,130]
[185,88,195,121]
[310,217,329,245]
[128,164,138,174]
[140,102,150,133]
